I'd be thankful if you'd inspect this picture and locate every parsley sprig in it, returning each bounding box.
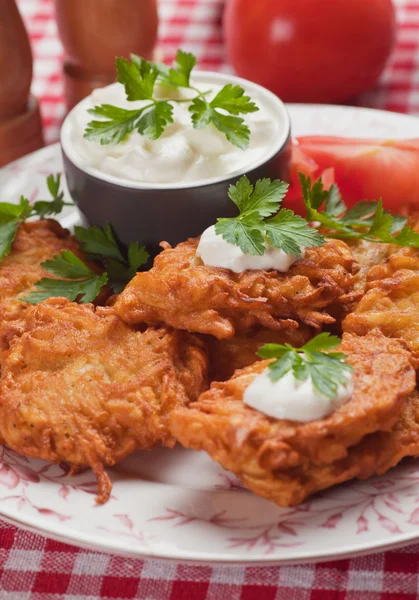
[300,174,419,248]
[23,251,108,304]
[75,223,149,293]
[258,333,353,400]
[215,176,325,256]
[0,174,72,260]
[84,49,259,149]
[24,223,149,304]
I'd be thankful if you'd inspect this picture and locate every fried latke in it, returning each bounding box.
[0,298,207,503]
[344,252,419,361]
[0,219,93,327]
[205,325,314,382]
[170,332,416,506]
[114,237,357,339]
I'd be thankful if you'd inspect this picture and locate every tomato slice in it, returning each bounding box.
[286,136,419,215]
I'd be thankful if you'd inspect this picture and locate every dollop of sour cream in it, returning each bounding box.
[196,225,302,273]
[243,366,354,422]
[68,80,280,185]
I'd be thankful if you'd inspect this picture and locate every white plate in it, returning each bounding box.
[1,105,419,565]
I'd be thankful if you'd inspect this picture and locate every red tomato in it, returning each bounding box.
[285,136,419,214]
[224,0,396,103]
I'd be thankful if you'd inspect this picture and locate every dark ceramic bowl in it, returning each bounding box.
[61,72,292,255]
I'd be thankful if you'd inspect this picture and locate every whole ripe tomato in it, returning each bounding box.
[224,0,396,103]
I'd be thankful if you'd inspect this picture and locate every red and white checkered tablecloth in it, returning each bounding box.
[4,0,419,598]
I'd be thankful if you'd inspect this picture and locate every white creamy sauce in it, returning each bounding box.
[69,80,280,184]
[243,366,354,422]
[196,225,301,273]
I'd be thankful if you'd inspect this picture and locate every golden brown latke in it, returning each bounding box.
[0,219,97,333]
[0,298,207,503]
[170,332,416,506]
[204,325,314,382]
[114,237,357,339]
[344,251,419,361]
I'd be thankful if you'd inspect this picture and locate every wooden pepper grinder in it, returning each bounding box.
[55,0,158,110]
[0,0,44,166]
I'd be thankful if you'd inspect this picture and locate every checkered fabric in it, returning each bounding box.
[3,0,419,598]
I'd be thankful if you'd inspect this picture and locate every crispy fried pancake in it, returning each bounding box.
[0,299,207,503]
[344,252,419,361]
[205,325,314,382]
[208,390,419,507]
[171,332,415,506]
[114,237,357,339]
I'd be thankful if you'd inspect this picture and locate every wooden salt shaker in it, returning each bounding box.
[0,0,44,166]
[55,0,158,110]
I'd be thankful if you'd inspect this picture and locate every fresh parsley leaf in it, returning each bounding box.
[85,49,260,148]
[84,104,144,145]
[208,110,250,149]
[116,56,158,100]
[188,97,212,128]
[228,177,288,217]
[0,216,22,259]
[106,243,149,293]
[302,332,342,352]
[23,251,108,304]
[0,175,69,262]
[32,174,71,218]
[264,210,324,257]
[166,49,196,87]
[300,173,419,249]
[258,333,353,400]
[210,84,259,115]
[136,101,174,140]
[74,223,124,262]
[325,184,345,217]
[215,215,265,256]
[75,223,149,294]
[214,175,325,257]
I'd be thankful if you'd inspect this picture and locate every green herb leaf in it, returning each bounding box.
[74,223,124,262]
[257,333,353,400]
[188,97,213,128]
[136,101,174,140]
[85,49,259,148]
[23,251,108,304]
[210,84,259,115]
[0,216,22,260]
[32,174,71,218]
[0,175,69,262]
[264,210,325,257]
[215,216,265,256]
[117,56,158,100]
[210,110,250,149]
[300,174,419,249]
[215,175,325,258]
[84,104,144,145]
[76,223,148,293]
[166,49,196,87]
[106,242,149,293]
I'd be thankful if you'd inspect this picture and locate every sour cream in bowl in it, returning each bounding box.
[61,70,291,253]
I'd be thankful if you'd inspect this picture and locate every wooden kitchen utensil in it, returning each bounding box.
[0,0,44,166]
[55,0,158,110]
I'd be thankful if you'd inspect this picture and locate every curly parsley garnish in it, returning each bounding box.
[84,49,259,149]
[24,223,149,304]
[0,174,72,260]
[258,333,353,400]
[300,173,419,248]
[215,175,325,256]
